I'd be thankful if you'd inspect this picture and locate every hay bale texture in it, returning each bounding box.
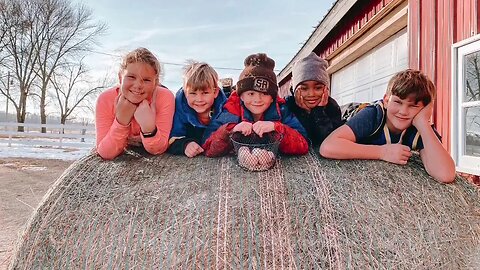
[10,150,480,269]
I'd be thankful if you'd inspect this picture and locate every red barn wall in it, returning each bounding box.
[409,0,479,151]
[279,0,480,156]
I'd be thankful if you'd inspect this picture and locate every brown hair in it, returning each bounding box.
[120,47,161,84]
[183,61,219,92]
[386,69,435,105]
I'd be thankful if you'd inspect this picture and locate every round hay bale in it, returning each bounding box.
[9,149,480,269]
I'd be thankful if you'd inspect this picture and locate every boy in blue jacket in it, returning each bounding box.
[168,62,226,157]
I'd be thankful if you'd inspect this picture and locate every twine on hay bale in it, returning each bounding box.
[9,148,480,269]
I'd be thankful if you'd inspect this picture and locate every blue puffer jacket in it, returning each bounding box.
[168,88,226,155]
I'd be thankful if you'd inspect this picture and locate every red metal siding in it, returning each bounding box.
[376,1,383,14]
[453,1,478,42]
[478,0,480,34]
[457,1,464,40]
[409,0,479,152]
[318,0,391,58]
[280,0,399,97]
[456,0,477,39]
[420,1,436,82]
[436,0,454,153]
[408,0,420,69]
[282,0,479,155]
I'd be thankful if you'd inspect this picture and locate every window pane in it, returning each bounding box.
[464,52,480,102]
[465,106,480,157]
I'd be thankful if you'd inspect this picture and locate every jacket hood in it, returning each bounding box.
[175,87,227,127]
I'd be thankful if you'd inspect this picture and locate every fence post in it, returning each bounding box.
[59,125,63,148]
[81,126,86,142]
[6,124,12,147]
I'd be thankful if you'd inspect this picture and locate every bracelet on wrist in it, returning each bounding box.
[142,127,157,138]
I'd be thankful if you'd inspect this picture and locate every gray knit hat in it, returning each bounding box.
[292,52,329,91]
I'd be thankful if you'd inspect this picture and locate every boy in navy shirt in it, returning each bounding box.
[320,69,455,183]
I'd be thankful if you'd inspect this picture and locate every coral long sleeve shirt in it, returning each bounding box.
[95,86,175,160]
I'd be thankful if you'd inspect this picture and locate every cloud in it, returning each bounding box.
[80,0,334,95]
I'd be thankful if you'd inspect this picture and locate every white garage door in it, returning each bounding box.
[330,28,408,105]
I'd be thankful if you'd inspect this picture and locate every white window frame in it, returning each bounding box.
[452,36,480,175]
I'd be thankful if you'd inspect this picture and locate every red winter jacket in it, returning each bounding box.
[202,92,309,157]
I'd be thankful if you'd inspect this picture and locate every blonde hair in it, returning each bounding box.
[120,47,162,84]
[183,61,219,92]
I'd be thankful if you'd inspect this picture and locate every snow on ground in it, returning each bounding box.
[0,139,93,161]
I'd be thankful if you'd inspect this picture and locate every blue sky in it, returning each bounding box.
[81,0,336,90]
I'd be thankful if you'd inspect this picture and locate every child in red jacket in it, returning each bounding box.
[202,53,309,157]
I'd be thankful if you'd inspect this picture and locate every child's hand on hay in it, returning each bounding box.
[134,100,156,134]
[115,94,137,125]
[233,121,253,136]
[185,141,204,158]
[380,144,412,165]
[412,102,434,128]
[252,121,275,137]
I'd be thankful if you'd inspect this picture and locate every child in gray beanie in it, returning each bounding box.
[286,52,344,145]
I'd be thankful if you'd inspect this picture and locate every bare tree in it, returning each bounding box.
[50,59,109,124]
[0,70,13,120]
[0,0,8,59]
[0,0,106,131]
[0,0,40,131]
[34,0,106,132]
[465,53,480,152]
[466,54,480,102]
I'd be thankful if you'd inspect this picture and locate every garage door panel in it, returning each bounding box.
[396,31,408,67]
[396,53,408,68]
[340,93,354,105]
[371,77,392,100]
[331,70,352,95]
[331,28,408,105]
[356,56,372,84]
[374,43,395,75]
[338,66,356,90]
[354,87,372,102]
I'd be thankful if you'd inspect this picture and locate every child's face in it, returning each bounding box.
[240,90,273,118]
[383,94,425,133]
[184,87,219,115]
[295,81,327,109]
[118,62,157,104]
